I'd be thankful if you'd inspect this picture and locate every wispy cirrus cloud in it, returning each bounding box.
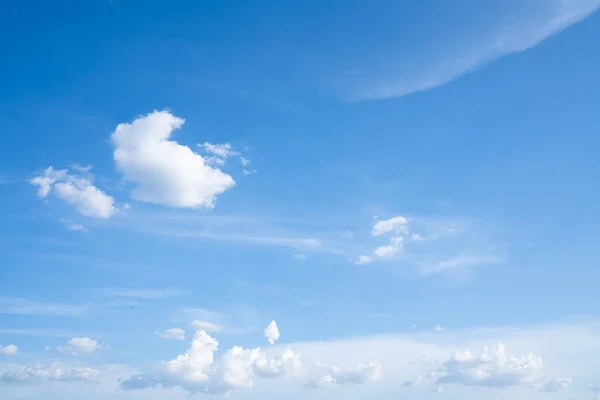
[331,0,600,101]
[0,296,86,317]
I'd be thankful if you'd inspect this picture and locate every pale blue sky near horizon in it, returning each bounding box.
[1,1,600,399]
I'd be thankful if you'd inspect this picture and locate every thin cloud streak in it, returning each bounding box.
[344,0,600,101]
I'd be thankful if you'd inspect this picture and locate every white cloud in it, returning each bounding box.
[540,377,572,392]
[354,254,376,265]
[189,320,221,333]
[110,110,235,208]
[371,216,408,236]
[57,337,101,355]
[0,363,99,383]
[120,326,300,394]
[159,329,182,342]
[254,348,302,378]
[307,362,382,388]
[433,325,444,332]
[60,218,88,232]
[0,344,18,355]
[342,0,600,101]
[373,236,404,258]
[355,217,408,263]
[155,328,185,340]
[265,321,280,345]
[30,166,116,218]
[433,343,545,388]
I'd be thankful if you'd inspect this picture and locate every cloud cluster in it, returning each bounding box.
[0,344,18,355]
[110,110,236,208]
[0,363,99,383]
[121,321,301,394]
[30,166,116,218]
[57,337,101,355]
[355,216,412,264]
[437,343,545,388]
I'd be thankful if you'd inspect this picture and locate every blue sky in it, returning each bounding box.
[1,0,600,399]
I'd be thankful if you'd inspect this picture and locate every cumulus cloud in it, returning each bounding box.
[155,328,185,340]
[57,337,101,355]
[355,216,409,264]
[264,321,280,344]
[0,363,99,383]
[110,110,235,208]
[30,166,116,218]
[306,362,382,388]
[189,320,221,333]
[0,344,18,355]
[371,216,409,236]
[120,325,301,394]
[540,377,572,392]
[435,343,545,388]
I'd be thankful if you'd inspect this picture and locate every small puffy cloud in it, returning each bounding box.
[0,363,99,383]
[30,166,116,218]
[435,343,545,388]
[57,337,101,355]
[155,328,185,340]
[307,362,382,388]
[433,325,444,332]
[373,236,404,258]
[110,110,235,208]
[355,216,410,264]
[0,344,18,355]
[540,377,572,392]
[189,320,221,333]
[264,321,280,345]
[371,216,409,236]
[60,218,87,232]
[354,254,376,265]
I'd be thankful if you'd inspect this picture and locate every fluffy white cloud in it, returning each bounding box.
[155,328,185,340]
[110,110,235,208]
[371,216,408,236]
[540,377,572,392]
[355,216,410,263]
[254,348,302,378]
[307,362,382,388]
[121,325,300,394]
[435,343,545,388]
[57,337,101,355]
[0,344,17,355]
[189,320,221,333]
[373,236,404,258]
[0,363,99,383]
[264,321,280,345]
[30,166,116,218]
